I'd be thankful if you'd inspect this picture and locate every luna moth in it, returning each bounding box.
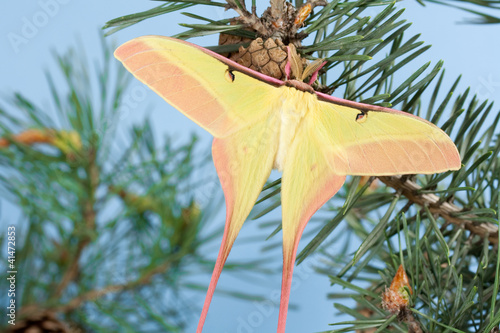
[114,36,461,333]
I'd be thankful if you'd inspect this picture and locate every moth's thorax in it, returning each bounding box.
[273,87,319,171]
[284,79,315,93]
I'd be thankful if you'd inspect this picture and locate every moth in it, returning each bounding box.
[115,36,460,333]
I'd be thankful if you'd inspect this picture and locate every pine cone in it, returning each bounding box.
[218,34,252,59]
[7,312,70,333]
[235,38,289,80]
[218,20,253,59]
[6,308,71,333]
[218,21,311,81]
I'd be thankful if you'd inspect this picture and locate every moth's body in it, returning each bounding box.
[114,36,461,333]
[274,85,316,171]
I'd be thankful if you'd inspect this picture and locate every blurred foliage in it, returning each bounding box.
[0,36,271,332]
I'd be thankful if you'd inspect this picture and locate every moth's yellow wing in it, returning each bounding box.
[312,98,461,175]
[114,36,283,138]
[199,112,280,332]
[279,111,346,333]
[115,36,285,332]
[277,93,461,333]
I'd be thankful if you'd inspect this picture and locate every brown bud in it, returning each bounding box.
[0,128,81,155]
[294,3,312,26]
[382,264,413,315]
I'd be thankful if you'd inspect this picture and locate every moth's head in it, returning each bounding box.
[285,44,326,87]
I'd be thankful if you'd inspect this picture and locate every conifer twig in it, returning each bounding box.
[306,0,328,10]
[224,0,326,40]
[55,257,179,313]
[54,148,99,298]
[379,175,498,244]
[269,0,286,24]
[406,313,424,333]
[225,0,270,36]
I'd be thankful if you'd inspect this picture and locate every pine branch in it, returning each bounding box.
[55,258,176,313]
[379,175,499,244]
[54,147,99,298]
[422,0,500,24]
[103,2,196,36]
[225,0,270,36]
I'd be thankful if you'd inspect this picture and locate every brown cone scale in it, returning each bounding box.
[220,36,295,81]
[6,307,73,333]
